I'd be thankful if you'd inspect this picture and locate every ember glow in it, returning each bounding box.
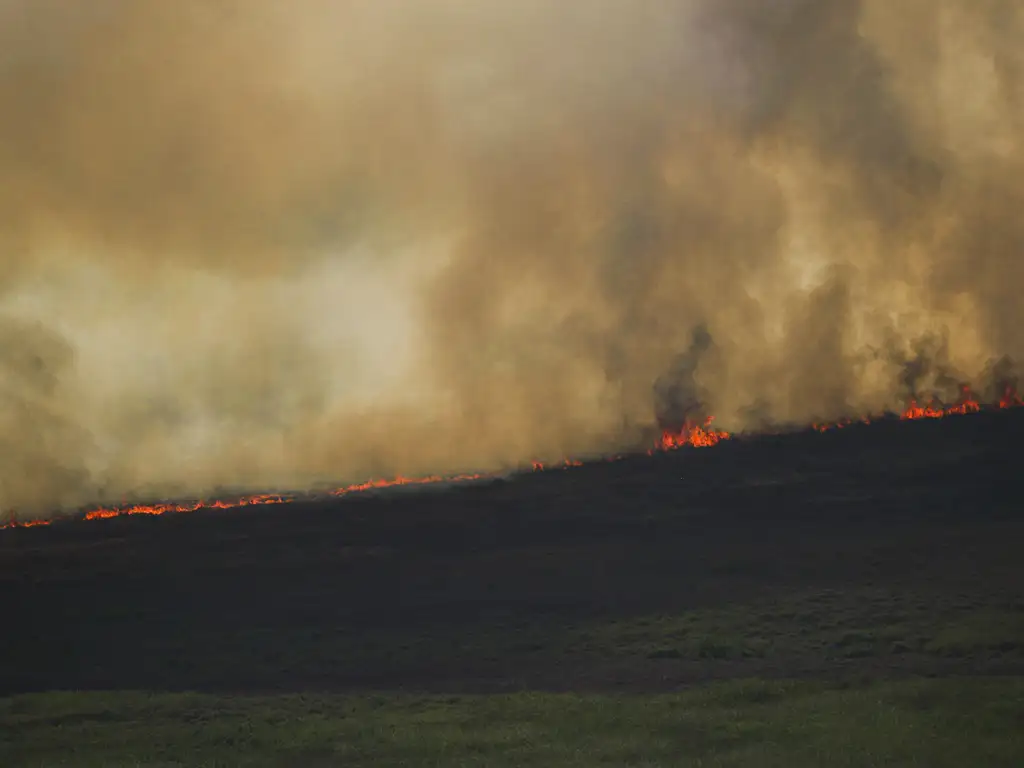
[328,473,489,496]
[73,475,494,525]
[531,460,585,471]
[83,494,292,521]
[2,392,1021,530]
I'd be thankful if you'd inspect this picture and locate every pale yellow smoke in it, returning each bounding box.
[0,1,1021,518]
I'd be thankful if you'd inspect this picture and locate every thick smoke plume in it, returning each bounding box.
[1,0,1021,518]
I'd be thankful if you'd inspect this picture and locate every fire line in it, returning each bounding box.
[3,388,1022,530]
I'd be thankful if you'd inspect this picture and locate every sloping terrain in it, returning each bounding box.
[1,409,1022,696]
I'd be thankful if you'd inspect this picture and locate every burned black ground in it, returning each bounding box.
[1,410,1022,696]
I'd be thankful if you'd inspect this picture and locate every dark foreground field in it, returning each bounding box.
[2,410,1023,766]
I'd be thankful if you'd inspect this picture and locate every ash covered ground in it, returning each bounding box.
[1,408,1022,695]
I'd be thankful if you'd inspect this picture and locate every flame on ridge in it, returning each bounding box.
[659,416,731,450]
[3,388,1022,530]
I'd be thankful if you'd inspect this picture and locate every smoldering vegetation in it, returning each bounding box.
[0,0,1021,518]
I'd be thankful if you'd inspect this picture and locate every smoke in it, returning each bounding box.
[1,0,1022,518]
[654,325,715,431]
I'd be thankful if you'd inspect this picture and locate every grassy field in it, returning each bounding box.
[4,678,1024,767]
[3,411,1023,765]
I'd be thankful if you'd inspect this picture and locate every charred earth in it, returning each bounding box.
[1,408,1023,764]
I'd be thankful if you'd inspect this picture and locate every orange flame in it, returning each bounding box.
[328,472,488,496]
[659,416,731,450]
[900,387,981,420]
[0,516,50,530]
[2,387,1021,530]
[811,388,987,431]
[531,459,585,471]
[82,493,291,521]
[812,416,873,432]
[999,385,1024,410]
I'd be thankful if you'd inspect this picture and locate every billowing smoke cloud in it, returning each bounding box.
[0,0,1021,518]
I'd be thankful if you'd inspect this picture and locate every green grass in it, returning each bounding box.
[569,588,1024,664]
[4,588,1022,766]
[27,586,1017,697]
[256,588,1021,669]
[309,587,1023,672]
[6,585,1018,701]
[3,678,1023,767]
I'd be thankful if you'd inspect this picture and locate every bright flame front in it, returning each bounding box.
[3,388,1021,530]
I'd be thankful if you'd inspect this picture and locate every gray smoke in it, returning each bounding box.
[1,0,1022,519]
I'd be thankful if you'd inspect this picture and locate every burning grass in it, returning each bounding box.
[3,388,1022,530]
